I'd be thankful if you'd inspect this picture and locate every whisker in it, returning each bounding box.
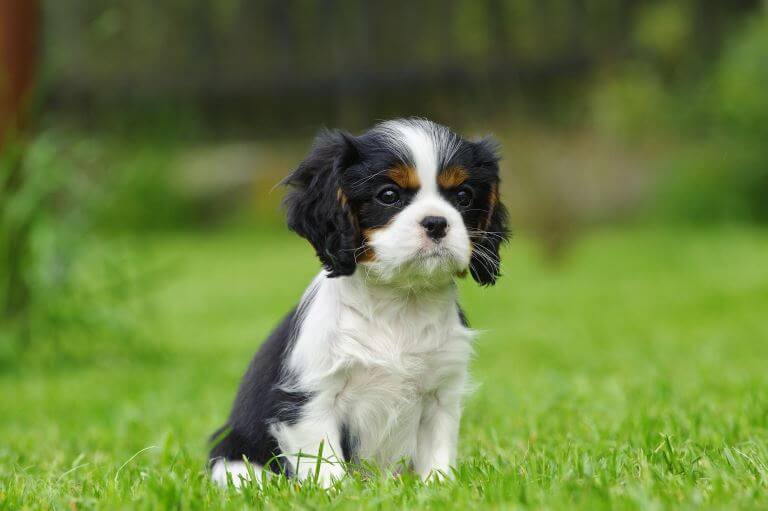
[469,247,496,277]
[470,244,501,274]
[350,168,391,189]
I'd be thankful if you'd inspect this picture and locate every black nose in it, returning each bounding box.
[420,216,448,240]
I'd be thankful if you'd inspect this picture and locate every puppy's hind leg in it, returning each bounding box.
[210,458,264,488]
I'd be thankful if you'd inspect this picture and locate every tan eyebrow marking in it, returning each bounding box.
[387,164,420,189]
[438,166,469,188]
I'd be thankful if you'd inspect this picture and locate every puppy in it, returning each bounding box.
[209,118,509,487]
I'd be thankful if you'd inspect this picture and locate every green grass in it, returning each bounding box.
[2,226,768,509]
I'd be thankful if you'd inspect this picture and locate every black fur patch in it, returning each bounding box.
[457,304,470,328]
[283,131,363,277]
[339,423,357,462]
[208,304,311,475]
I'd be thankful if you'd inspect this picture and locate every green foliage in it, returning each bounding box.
[94,143,193,232]
[716,14,768,133]
[633,2,692,67]
[589,64,670,139]
[0,135,160,368]
[1,136,76,360]
[590,9,768,224]
[653,13,768,223]
[2,227,767,509]
[652,137,767,223]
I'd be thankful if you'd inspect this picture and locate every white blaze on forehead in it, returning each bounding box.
[392,123,439,193]
[378,119,460,195]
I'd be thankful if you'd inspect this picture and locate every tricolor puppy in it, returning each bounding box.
[209,118,509,487]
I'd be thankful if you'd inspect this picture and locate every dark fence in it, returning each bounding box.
[42,0,759,132]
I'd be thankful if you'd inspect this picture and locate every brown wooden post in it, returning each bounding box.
[0,0,41,321]
[0,0,39,146]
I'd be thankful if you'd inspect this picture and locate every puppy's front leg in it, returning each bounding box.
[274,402,346,487]
[414,388,462,481]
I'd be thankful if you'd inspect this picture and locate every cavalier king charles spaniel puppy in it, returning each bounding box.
[209,118,509,487]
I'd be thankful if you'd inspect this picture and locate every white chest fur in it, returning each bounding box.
[279,271,475,471]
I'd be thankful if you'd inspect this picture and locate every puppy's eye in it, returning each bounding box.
[376,186,401,205]
[455,187,473,208]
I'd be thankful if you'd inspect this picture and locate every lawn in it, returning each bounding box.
[2,226,768,510]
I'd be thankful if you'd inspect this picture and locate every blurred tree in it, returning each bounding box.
[0,0,41,325]
[0,0,38,144]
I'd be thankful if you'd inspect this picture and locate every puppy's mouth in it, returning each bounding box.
[413,244,464,271]
[416,246,449,259]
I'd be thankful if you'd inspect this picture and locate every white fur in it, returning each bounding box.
[210,459,262,488]
[276,271,474,485]
[378,119,461,196]
[365,193,470,285]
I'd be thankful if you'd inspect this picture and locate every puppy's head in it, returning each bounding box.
[283,118,509,286]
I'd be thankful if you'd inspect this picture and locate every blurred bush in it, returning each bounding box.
[653,12,768,223]
[0,134,162,368]
[95,143,193,231]
[586,5,768,225]
[589,63,670,140]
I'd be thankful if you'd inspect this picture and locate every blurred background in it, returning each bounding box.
[2,0,768,365]
[4,4,768,507]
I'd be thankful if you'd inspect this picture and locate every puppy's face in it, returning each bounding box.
[284,119,509,287]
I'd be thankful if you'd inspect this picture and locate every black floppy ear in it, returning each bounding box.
[283,130,361,277]
[469,137,510,286]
